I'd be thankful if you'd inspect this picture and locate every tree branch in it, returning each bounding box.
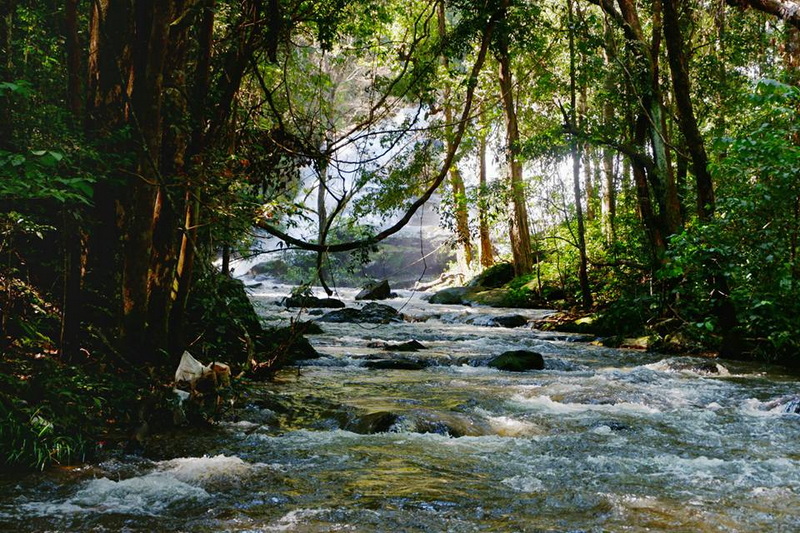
[727,0,800,29]
[257,13,499,253]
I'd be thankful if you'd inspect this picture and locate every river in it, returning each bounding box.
[2,286,799,532]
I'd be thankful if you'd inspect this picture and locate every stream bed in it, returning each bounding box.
[2,286,799,532]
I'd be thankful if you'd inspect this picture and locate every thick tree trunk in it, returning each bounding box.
[497,0,533,276]
[663,0,715,221]
[727,0,800,29]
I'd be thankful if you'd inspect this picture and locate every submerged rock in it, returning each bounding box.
[488,350,545,372]
[363,358,428,370]
[355,279,392,300]
[318,302,402,324]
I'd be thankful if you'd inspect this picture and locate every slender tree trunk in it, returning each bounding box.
[65,0,81,119]
[0,0,14,149]
[602,19,617,244]
[578,81,596,222]
[438,2,474,274]
[496,0,533,276]
[478,129,494,268]
[569,0,592,308]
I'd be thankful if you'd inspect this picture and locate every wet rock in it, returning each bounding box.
[428,287,473,305]
[488,314,529,328]
[363,358,428,370]
[369,339,427,351]
[355,279,392,300]
[488,350,545,372]
[284,295,345,308]
[398,411,494,437]
[308,309,324,316]
[318,302,402,324]
[347,411,399,434]
[467,262,515,289]
[245,282,263,289]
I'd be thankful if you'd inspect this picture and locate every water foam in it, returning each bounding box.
[21,472,209,517]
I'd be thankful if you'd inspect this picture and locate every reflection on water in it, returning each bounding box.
[2,286,799,532]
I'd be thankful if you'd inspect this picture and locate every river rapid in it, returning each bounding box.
[2,286,799,532]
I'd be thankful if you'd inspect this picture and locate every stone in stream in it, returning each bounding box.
[487,314,529,328]
[363,358,428,370]
[318,302,402,324]
[284,295,345,308]
[487,350,545,372]
[367,339,427,351]
[355,279,393,300]
[346,411,400,434]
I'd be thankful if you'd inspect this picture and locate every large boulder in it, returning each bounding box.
[488,350,545,372]
[428,287,473,305]
[318,302,402,324]
[355,279,392,300]
[467,262,515,289]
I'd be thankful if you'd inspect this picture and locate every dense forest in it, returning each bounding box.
[1,0,799,470]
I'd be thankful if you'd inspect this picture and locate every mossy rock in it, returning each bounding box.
[467,262,515,289]
[428,287,474,305]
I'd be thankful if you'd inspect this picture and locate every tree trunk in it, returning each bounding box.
[438,2,474,275]
[496,0,533,277]
[663,0,715,221]
[478,129,494,268]
[0,0,14,149]
[602,18,617,244]
[65,0,81,119]
[569,0,592,309]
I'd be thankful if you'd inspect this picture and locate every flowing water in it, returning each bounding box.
[2,287,800,532]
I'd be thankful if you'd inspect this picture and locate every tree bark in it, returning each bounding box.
[65,0,81,119]
[663,0,715,221]
[0,0,13,149]
[478,129,494,268]
[569,0,592,309]
[726,0,800,29]
[496,0,533,277]
[438,2,474,275]
[602,18,617,245]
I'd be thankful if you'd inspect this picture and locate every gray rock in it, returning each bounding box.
[355,279,392,300]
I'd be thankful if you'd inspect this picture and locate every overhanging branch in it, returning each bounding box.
[257,14,498,254]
